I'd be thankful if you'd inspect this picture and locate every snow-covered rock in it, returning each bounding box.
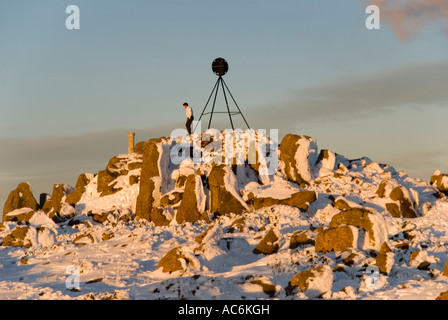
[279,134,318,185]
[2,182,37,222]
[209,165,249,215]
[288,265,333,298]
[1,130,448,300]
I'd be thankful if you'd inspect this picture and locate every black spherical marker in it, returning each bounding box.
[195,57,250,131]
[212,57,229,76]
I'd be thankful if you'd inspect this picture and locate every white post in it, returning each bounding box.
[128,132,135,154]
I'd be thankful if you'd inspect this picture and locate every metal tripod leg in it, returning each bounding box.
[221,77,234,130]
[208,77,221,129]
[194,77,220,133]
[221,77,250,129]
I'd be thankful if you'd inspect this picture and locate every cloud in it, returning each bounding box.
[249,60,448,130]
[368,0,448,40]
[243,60,448,183]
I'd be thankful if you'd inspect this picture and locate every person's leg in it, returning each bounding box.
[186,117,192,135]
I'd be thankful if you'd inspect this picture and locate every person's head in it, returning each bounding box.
[183,102,188,108]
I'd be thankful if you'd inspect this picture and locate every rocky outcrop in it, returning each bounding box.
[279,134,318,185]
[315,208,388,253]
[2,182,37,222]
[331,196,362,211]
[149,207,172,227]
[375,242,394,275]
[315,149,336,177]
[66,173,94,206]
[287,265,333,298]
[156,246,199,274]
[376,181,420,218]
[43,184,73,219]
[329,208,388,251]
[386,186,419,218]
[1,226,35,248]
[1,226,55,248]
[3,208,35,223]
[289,230,315,249]
[253,228,281,255]
[315,225,361,253]
[208,165,249,216]
[135,138,170,221]
[252,190,317,211]
[431,170,448,195]
[175,175,207,224]
[97,154,143,197]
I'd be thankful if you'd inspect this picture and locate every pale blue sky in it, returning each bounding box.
[1,0,447,207]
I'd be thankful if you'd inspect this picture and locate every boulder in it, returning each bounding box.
[134,141,148,155]
[175,175,207,224]
[39,193,51,209]
[194,224,225,261]
[72,232,95,246]
[149,207,172,227]
[97,153,143,197]
[386,186,419,218]
[375,242,394,275]
[279,134,318,185]
[315,225,361,253]
[409,250,433,270]
[97,169,119,197]
[3,208,35,223]
[287,265,333,298]
[376,181,419,218]
[136,178,158,222]
[160,190,183,207]
[87,210,110,224]
[171,159,196,188]
[331,196,361,211]
[431,170,448,194]
[375,180,399,198]
[208,165,249,216]
[2,225,54,248]
[66,173,94,205]
[443,258,448,277]
[289,230,315,249]
[252,190,317,211]
[2,182,38,222]
[436,290,448,300]
[46,184,74,219]
[136,138,170,221]
[329,208,388,251]
[315,149,336,177]
[2,226,36,248]
[156,246,199,274]
[244,276,278,298]
[253,228,281,255]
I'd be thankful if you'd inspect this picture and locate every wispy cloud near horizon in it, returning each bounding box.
[368,0,448,41]
[250,60,448,129]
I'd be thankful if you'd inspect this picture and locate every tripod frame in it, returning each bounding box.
[194,76,250,132]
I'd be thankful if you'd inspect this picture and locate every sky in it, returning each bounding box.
[1,0,448,208]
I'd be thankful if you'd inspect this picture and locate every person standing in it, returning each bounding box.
[184,102,194,135]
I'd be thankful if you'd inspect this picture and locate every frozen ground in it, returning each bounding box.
[1,131,448,300]
[1,179,447,300]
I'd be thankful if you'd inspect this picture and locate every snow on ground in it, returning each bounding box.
[1,131,448,300]
[0,184,447,300]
